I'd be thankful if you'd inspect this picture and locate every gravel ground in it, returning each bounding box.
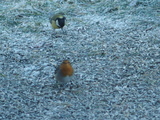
[0,0,160,119]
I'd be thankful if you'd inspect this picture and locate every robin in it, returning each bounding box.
[55,60,74,85]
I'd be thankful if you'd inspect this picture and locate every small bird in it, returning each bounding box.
[49,12,66,33]
[55,60,74,85]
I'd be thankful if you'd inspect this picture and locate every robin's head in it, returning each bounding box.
[60,60,74,76]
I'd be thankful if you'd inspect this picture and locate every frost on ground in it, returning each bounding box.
[0,0,160,119]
